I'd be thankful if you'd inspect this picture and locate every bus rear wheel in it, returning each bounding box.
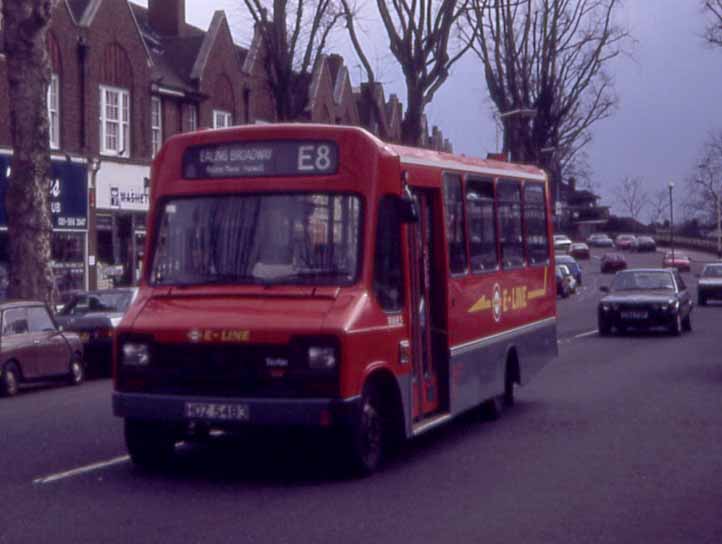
[346,384,385,475]
[124,419,176,469]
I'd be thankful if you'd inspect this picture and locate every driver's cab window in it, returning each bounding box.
[2,308,29,336]
[373,196,404,312]
[28,306,55,333]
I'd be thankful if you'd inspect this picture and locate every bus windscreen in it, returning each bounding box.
[150,193,361,287]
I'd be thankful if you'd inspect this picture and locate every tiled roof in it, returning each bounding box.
[66,0,92,22]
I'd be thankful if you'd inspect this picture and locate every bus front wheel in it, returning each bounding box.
[346,383,385,475]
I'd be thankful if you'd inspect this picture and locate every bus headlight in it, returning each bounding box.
[308,346,337,370]
[122,342,151,367]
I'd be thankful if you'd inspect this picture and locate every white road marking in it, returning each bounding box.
[574,329,600,339]
[33,455,130,485]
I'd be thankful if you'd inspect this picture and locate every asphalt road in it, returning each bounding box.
[2,249,722,544]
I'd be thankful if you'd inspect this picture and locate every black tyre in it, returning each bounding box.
[124,419,176,469]
[346,383,386,476]
[67,355,84,385]
[682,312,692,332]
[1,363,20,397]
[482,396,503,421]
[598,319,611,337]
[503,363,516,407]
[670,313,683,336]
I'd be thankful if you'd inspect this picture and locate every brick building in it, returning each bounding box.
[0,0,451,291]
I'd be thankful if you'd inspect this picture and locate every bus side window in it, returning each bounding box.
[497,180,525,269]
[442,174,468,274]
[523,182,549,265]
[466,177,498,272]
[373,196,404,312]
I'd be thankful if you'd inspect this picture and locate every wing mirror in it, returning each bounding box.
[398,188,418,224]
[599,286,609,293]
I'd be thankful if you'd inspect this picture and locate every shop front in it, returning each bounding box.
[0,153,89,297]
[95,161,149,287]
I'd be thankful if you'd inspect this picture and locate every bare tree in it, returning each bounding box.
[2,0,57,304]
[342,0,472,146]
[465,0,630,182]
[683,130,722,225]
[614,176,649,219]
[242,0,343,121]
[648,189,670,226]
[702,0,722,47]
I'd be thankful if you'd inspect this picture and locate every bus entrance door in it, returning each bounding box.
[409,190,441,422]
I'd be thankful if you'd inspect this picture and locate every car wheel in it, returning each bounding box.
[682,312,692,332]
[1,363,20,397]
[503,362,517,407]
[598,319,611,336]
[67,355,84,386]
[125,419,177,469]
[346,383,385,475]
[670,313,683,336]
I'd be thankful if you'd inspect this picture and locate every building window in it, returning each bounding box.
[100,85,130,157]
[466,177,498,272]
[213,109,232,129]
[48,73,60,149]
[151,96,162,157]
[497,180,525,269]
[185,104,198,132]
[442,173,467,275]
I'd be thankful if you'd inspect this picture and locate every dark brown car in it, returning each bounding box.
[0,301,84,397]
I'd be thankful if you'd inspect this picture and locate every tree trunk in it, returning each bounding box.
[401,93,424,147]
[3,0,57,304]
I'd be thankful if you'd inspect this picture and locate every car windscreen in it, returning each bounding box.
[702,265,722,278]
[60,292,134,315]
[150,193,362,287]
[611,271,675,291]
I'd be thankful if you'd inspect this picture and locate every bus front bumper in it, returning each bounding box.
[113,392,361,428]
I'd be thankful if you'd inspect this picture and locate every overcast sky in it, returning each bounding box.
[138,1,721,219]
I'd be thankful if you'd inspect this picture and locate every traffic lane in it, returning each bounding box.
[0,378,123,487]
[12,306,722,543]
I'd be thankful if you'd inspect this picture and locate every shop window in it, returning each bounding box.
[48,74,60,149]
[213,109,232,129]
[497,180,524,269]
[151,96,162,157]
[185,104,198,132]
[52,232,86,293]
[523,182,549,265]
[373,196,404,311]
[443,173,467,274]
[466,177,498,272]
[100,85,130,157]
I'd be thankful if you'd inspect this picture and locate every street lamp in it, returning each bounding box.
[668,181,675,263]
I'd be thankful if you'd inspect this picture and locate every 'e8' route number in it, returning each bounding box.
[297,144,334,173]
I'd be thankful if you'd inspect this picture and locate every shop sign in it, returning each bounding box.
[95,162,150,212]
[0,155,88,230]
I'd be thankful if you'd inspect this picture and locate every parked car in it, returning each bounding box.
[598,268,692,336]
[697,263,722,305]
[569,242,591,260]
[587,233,614,247]
[633,236,656,252]
[600,252,627,273]
[0,301,84,397]
[614,234,637,250]
[556,264,576,297]
[556,254,583,285]
[553,234,573,253]
[662,251,691,272]
[55,288,137,376]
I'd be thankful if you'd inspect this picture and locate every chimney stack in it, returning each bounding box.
[148,0,186,36]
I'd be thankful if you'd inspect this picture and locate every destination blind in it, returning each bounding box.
[183,140,339,179]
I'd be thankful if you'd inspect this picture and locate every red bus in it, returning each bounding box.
[113,124,557,474]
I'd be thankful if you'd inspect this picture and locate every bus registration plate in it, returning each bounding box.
[185,402,249,421]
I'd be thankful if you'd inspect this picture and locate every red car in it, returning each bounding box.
[662,252,691,272]
[601,253,627,273]
[614,234,637,251]
[569,242,590,260]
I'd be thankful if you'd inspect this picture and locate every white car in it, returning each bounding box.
[553,234,572,253]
